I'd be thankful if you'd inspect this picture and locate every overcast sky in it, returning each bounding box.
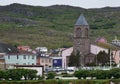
[0,0,120,8]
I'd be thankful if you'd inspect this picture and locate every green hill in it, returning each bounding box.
[0,3,120,49]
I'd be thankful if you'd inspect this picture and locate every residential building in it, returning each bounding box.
[37,56,52,71]
[5,51,36,69]
[36,47,48,53]
[17,46,32,52]
[0,53,5,70]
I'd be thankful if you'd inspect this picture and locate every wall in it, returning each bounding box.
[62,47,73,69]
[90,44,108,55]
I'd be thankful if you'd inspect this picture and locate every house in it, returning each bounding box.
[0,43,18,53]
[36,47,48,53]
[0,53,5,70]
[17,46,32,52]
[112,36,120,47]
[5,51,36,69]
[0,43,18,69]
[37,56,52,71]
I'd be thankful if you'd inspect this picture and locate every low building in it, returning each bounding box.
[14,65,44,76]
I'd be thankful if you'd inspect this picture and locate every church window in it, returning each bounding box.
[85,28,88,37]
[76,28,81,37]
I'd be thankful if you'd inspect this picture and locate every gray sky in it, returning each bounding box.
[0,0,120,8]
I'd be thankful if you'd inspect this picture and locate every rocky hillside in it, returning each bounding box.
[0,3,120,49]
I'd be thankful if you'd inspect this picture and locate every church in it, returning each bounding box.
[62,14,120,69]
[62,14,95,68]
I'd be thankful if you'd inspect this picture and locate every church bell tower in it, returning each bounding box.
[73,14,90,55]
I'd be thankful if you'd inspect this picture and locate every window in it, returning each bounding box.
[28,55,30,59]
[32,55,34,59]
[8,55,10,59]
[76,28,82,37]
[49,59,51,63]
[85,28,88,37]
[23,55,26,59]
[17,55,19,59]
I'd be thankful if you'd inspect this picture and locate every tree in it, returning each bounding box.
[96,51,109,66]
[68,51,80,67]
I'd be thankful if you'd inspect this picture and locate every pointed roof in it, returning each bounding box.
[75,14,89,26]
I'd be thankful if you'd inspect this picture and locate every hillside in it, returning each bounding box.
[0,3,120,49]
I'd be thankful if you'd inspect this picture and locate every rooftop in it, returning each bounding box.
[75,14,89,26]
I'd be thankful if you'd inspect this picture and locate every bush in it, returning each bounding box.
[8,69,22,80]
[74,70,89,79]
[110,68,120,79]
[0,70,4,80]
[47,72,55,79]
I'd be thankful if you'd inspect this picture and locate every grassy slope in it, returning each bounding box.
[0,3,120,49]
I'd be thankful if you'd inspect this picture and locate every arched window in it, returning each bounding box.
[85,28,88,37]
[76,28,82,37]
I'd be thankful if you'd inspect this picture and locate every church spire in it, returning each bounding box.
[75,14,89,26]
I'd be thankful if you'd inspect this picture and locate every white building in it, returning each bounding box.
[15,65,44,76]
[5,51,36,69]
